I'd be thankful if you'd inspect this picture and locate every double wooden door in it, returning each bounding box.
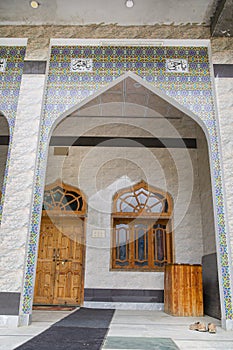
[34,215,85,306]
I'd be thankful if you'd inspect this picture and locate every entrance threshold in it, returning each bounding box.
[33,304,78,311]
[84,301,164,311]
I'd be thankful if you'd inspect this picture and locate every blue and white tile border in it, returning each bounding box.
[0,38,27,222]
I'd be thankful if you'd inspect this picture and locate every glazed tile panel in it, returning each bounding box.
[0,46,26,220]
[45,46,213,122]
[22,45,232,320]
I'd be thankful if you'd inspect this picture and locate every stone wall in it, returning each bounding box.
[0,25,232,63]
[0,75,45,293]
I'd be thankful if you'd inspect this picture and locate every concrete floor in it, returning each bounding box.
[0,310,233,350]
[0,310,72,350]
[103,310,233,349]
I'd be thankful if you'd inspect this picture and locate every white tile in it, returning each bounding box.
[0,335,34,350]
[175,340,233,350]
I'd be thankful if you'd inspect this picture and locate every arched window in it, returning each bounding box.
[112,181,173,271]
[42,180,87,216]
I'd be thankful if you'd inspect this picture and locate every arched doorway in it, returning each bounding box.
[45,93,216,313]
[34,180,87,306]
[36,75,218,314]
[21,43,231,328]
[112,180,173,270]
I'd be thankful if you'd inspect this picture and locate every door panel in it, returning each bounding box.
[34,260,55,304]
[34,216,85,306]
[53,261,82,305]
[53,217,84,305]
[34,220,57,305]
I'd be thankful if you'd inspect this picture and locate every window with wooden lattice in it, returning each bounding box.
[42,180,86,216]
[112,181,173,271]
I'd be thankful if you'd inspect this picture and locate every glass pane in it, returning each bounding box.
[153,224,166,267]
[44,192,52,205]
[63,194,78,211]
[115,224,129,266]
[120,200,134,212]
[134,224,148,266]
[156,229,164,261]
[136,190,148,206]
[127,196,138,208]
[150,201,163,213]
[52,189,63,202]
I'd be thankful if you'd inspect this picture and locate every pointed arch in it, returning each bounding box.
[22,43,230,327]
[49,71,211,150]
[42,179,87,216]
[112,180,173,218]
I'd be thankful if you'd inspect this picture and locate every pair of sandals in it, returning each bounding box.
[189,321,216,333]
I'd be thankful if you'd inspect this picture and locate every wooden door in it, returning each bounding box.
[34,216,85,306]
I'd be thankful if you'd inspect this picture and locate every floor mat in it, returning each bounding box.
[54,307,114,328]
[15,308,115,350]
[103,336,180,350]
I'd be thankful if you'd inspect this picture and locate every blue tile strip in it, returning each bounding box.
[0,46,26,221]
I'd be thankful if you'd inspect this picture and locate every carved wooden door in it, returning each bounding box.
[34,216,85,306]
[34,217,57,305]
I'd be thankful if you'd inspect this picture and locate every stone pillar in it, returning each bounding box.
[0,74,45,327]
[215,75,233,330]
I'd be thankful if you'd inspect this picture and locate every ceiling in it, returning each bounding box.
[53,76,193,138]
[0,0,221,26]
[0,0,231,36]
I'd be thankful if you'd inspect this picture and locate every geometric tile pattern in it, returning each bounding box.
[0,46,26,221]
[21,45,232,321]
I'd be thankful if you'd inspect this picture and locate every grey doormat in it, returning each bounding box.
[15,308,115,350]
[103,336,180,350]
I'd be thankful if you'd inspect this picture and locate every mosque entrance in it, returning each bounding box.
[37,75,220,319]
